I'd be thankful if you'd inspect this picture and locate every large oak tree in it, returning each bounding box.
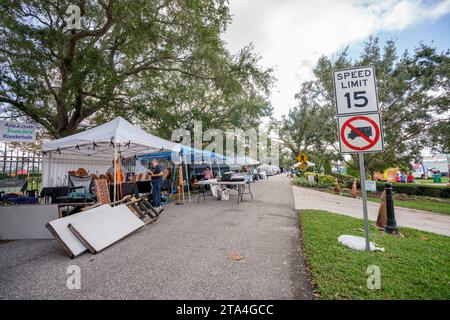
[0,0,273,138]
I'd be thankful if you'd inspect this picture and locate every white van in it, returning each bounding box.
[412,165,428,179]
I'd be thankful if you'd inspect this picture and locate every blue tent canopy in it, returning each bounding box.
[179,146,226,163]
[138,145,227,164]
[138,151,174,161]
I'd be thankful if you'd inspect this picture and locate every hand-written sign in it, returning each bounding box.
[0,121,36,143]
[365,180,377,192]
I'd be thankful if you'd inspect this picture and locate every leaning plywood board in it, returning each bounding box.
[68,204,145,254]
[46,205,111,258]
[0,204,58,240]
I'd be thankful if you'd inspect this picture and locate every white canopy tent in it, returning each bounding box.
[41,117,181,199]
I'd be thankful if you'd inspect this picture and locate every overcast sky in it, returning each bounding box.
[222,0,450,119]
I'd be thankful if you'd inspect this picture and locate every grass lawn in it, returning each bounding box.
[368,197,450,216]
[415,177,449,185]
[300,210,450,300]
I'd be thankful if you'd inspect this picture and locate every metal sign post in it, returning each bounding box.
[358,152,370,251]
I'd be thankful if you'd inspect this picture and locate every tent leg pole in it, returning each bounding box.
[113,144,117,202]
[184,154,191,202]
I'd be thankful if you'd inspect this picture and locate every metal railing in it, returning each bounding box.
[0,143,42,192]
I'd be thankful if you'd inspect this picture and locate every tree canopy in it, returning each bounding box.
[0,0,273,138]
[278,37,450,174]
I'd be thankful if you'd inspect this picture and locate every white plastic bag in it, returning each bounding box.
[211,185,218,198]
[221,188,230,201]
[338,235,385,252]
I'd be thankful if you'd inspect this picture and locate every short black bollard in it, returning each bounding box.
[384,183,399,235]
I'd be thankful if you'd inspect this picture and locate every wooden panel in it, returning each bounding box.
[94,179,110,205]
[46,205,110,258]
[0,204,58,240]
[68,205,145,254]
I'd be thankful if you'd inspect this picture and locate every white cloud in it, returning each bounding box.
[222,0,450,118]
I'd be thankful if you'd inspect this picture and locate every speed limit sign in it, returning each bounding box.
[333,66,379,116]
[332,65,384,251]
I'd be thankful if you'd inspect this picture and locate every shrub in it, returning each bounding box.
[318,174,335,186]
[332,172,358,189]
[304,172,316,181]
[293,177,329,189]
[376,182,450,198]
[323,159,333,175]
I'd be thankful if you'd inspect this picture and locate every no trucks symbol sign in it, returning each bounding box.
[337,114,384,153]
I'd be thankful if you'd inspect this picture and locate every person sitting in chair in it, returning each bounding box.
[204,165,213,180]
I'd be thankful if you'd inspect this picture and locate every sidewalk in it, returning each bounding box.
[292,186,450,237]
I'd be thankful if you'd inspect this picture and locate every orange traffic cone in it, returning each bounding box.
[376,190,387,229]
[334,178,341,194]
[351,178,358,198]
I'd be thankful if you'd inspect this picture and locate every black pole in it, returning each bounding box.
[385,182,399,235]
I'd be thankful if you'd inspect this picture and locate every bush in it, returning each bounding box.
[293,177,329,189]
[332,172,359,189]
[318,174,335,186]
[304,172,316,181]
[376,182,450,198]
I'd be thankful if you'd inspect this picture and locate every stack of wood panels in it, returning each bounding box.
[46,203,147,258]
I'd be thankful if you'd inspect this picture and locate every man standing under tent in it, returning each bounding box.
[150,159,164,212]
[107,159,127,181]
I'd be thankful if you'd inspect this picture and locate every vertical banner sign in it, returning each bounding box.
[332,66,384,251]
[0,121,36,143]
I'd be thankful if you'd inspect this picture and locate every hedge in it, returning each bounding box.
[296,173,336,186]
[376,182,450,198]
[293,177,330,189]
[318,174,335,185]
[332,172,359,189]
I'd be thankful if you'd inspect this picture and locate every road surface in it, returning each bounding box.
[0,175,312,299]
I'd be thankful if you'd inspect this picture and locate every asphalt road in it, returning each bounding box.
[0,175,313,299]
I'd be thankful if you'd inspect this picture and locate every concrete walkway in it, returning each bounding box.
[293,186,450,237]
[0,175,312,299]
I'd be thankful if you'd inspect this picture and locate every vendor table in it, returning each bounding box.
[135,180,152,194]
[40,186,69,204]
[57,203,91,217]
[196,180,253,205]
[109,182,139,202]
[108,180,154,201]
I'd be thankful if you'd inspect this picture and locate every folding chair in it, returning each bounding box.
[66,175,95,203]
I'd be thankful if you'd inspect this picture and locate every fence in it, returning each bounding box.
[0,143,43,192]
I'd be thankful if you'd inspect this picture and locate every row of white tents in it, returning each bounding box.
[42,117,260,190]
